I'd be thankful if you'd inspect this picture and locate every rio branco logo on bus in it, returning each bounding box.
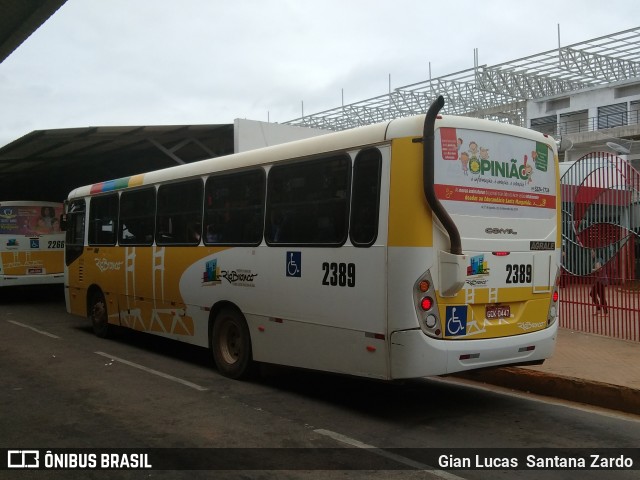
[465,254,490,287]
[202,259,222,285]
[201,258,258,287]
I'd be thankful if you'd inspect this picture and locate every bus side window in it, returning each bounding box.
[88,194,118,246]
[119,188,155,246]
[266,155,350,246]
[350,148,382,247]
[156,179,203,246]
[204,169,265,246]
[65,199,86,266]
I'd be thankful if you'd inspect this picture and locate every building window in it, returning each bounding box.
[598,103,627,129]
[530,115,557,135]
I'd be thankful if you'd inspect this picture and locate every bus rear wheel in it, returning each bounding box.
[211,308,254,379]
[89,292,111,338]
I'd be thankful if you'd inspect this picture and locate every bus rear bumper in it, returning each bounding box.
[0,273,64,287]
[389,322,558,379]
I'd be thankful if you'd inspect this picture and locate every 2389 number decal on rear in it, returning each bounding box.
[505,264,532,284]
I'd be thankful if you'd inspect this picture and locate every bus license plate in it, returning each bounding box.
[486,305,510,319]
[27,267,43,275]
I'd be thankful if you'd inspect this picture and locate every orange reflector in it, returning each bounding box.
[419,280,430,292]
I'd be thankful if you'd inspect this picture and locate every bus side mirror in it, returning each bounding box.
[59,214,67,232]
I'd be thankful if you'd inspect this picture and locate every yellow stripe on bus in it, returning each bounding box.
[388,137,433,247]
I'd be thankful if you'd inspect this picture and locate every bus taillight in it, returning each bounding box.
[413,272,443,339]
[547,269,561,326]
[420,296,433,311]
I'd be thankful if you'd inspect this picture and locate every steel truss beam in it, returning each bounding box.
[559,47,640,82]
[285,28,640,132]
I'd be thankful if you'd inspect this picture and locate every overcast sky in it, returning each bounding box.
[0,0,639,147]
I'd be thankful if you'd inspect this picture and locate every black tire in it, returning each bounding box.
[211,307,254,379]
[89,291,111,338]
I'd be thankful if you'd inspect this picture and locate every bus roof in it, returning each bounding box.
[68,114,553,199]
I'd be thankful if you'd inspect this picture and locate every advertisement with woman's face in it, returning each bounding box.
[0,205,63,236]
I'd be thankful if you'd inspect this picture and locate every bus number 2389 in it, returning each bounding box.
[505,264,532,284]
[322,262,356,287]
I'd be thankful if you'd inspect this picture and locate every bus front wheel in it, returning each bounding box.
[211,308,254,379]
[89,292,111,338]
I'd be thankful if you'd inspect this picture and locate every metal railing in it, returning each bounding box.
[559,152,640,342]
[531,109,640,136]
[560,272,640,342]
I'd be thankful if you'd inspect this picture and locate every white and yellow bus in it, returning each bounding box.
[63,97,560,380]
[0,201,64,287]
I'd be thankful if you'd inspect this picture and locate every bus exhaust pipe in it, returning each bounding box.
[423,96,467,297]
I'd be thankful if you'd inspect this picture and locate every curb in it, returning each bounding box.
[452,367,640,416]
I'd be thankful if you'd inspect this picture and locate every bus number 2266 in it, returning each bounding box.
[322,262,356,287]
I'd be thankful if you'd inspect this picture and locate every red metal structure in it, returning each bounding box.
[560,152,640,342]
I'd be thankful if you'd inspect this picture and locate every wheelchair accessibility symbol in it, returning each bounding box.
[286,251,301,277]
[445,306,468,336]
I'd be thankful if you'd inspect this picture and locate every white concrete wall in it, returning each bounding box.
[234,119,328,153]
[527,82,640,165]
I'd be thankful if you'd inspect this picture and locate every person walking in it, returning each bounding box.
[590,249,608,316]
